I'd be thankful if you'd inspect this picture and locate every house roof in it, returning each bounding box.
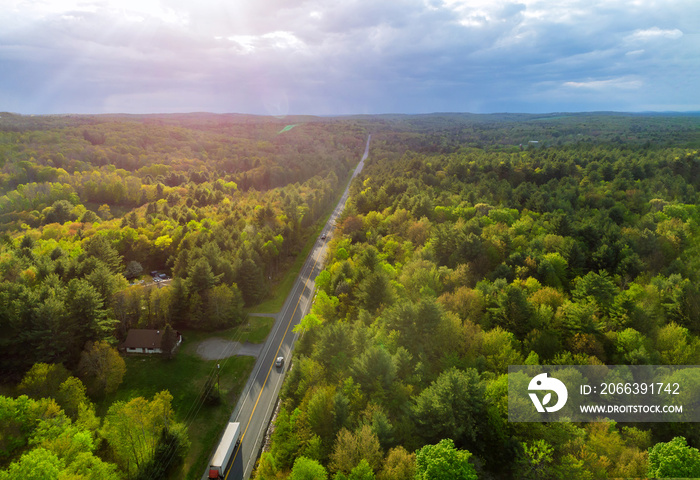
[121,329,164,349]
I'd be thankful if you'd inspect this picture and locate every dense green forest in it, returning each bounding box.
[0,113,365,478]
[0,113,365,374]
[255,113,700,479]
[4,112,700,479]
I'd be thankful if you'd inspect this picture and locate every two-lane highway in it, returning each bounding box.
[203,134,370,480]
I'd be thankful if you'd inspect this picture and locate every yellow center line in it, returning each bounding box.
[225,240,324,479]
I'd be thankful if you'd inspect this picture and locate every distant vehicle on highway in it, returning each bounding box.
[321,233,327,240]
[275,356,284,368]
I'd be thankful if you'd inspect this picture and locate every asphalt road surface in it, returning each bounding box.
[203,134,370,480]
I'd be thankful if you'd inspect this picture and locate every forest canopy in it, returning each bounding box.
[3,112,700,479]
[255,112,700,479]
[0,113,369,378]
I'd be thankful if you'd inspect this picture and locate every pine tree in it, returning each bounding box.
[237,258,267,305]
[160,324,178,360]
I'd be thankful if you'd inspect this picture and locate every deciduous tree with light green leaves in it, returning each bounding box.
[77,340,126,396]
[294,312,323,335]
[0,396,119,480]
[415,439,478,480]
[290,456,328,480]
[203,283,245,329]
[17,362,70,399]
[377,446,415,480]
[648,436,700,478]
[329,425,382,475]
[102,390,186,478]
[348,459,375,480]
[0,448,63,480]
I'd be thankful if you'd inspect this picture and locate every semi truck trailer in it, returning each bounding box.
[209,422,241,479]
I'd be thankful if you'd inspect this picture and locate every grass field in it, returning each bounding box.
[183,316,275,346]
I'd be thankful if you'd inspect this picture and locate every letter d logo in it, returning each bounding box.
[528,373,568,413]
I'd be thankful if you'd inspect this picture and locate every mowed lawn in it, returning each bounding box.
[99,317,275,479]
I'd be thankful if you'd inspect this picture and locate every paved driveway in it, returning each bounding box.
[196,338,263,360]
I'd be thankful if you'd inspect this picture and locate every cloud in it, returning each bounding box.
[626,27,683,42]
[221,31,306,55]
[563,78,643,90]
[1,0,699,114]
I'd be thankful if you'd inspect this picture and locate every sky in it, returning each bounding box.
[1,0,699,115]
